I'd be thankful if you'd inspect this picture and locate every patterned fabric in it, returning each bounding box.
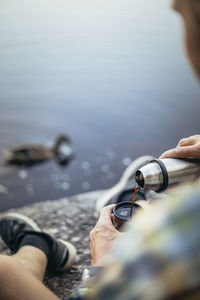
[69,183,200,300]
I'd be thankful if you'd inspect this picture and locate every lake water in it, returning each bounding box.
[0,0,200,211]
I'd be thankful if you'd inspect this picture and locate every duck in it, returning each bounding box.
[5,134,73,166]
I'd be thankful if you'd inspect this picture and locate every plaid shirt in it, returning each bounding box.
[69,183,200,300]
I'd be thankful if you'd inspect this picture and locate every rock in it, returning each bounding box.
[0,190,103,299]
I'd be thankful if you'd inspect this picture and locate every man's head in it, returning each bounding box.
[173,0,200,79]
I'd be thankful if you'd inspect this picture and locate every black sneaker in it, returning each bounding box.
[96,155,155,214]
[0,212,77,272]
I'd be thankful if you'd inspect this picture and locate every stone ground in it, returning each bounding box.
[0,190,104,299]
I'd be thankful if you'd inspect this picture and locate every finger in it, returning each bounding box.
[178,137,197,147]
[100,204,115,216]
[160,151,170,159]
[98,205,116,226]
[160,145,200,159]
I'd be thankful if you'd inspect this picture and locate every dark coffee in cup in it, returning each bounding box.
[112,201,141,231]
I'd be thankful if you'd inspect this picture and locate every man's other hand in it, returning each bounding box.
[90,205,122,266]
[160,135,200,159]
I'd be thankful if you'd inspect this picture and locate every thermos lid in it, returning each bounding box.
[113,201,140,221]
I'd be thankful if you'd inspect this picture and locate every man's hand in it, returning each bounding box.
[160,135,200,159]
[90,205,122,267]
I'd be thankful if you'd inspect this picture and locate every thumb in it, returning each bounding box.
[98,205,116,226]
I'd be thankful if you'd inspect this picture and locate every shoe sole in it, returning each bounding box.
[0,212,41,232]
[95,155,154,214]
[58,240,77,272]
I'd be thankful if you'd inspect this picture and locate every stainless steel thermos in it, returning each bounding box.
[135,158,200,192]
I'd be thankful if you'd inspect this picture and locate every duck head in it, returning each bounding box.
[53,134,71,154]
[53,134,73,165]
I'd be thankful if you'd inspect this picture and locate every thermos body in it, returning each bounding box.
[135,158,200,192]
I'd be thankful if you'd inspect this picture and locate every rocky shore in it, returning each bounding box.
[0,191,103,299]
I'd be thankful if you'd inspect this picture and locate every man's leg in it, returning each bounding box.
[0,246,59,300]
[0,212,77,300]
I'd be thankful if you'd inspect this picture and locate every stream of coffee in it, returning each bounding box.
[130,187,140,217]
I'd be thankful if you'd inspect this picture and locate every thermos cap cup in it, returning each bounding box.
[112,201,141,231]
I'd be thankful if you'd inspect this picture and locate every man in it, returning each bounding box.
[0,0,200,299]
